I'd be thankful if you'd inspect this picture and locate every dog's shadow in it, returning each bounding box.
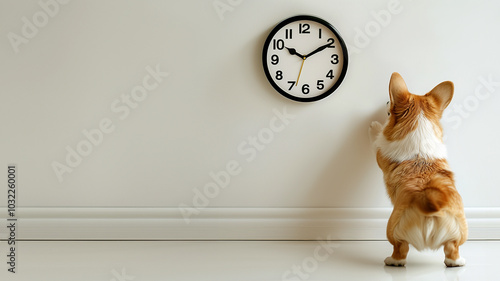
[291,105,389,242]
[384,263,466,281]
[305,106,388,209]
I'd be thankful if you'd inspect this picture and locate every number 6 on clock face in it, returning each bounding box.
[262,15,349,102]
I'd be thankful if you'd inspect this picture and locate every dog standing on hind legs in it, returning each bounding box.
[369,73,468,267]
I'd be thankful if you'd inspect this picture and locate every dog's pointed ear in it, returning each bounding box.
[428,81,454,111]
[389,72,409,105]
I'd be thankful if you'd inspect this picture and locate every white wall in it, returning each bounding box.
[1,0,499,239]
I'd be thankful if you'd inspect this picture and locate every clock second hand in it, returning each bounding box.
[296,57,306,86]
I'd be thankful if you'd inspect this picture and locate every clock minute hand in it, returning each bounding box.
[285,47,306,59]
[305,42,334,58]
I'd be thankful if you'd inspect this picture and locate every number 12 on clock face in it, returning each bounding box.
[262,15,348,102]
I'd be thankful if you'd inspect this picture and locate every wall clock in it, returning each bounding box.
[262,15,348,102]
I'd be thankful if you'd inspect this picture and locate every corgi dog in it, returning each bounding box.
[369,73,467,267]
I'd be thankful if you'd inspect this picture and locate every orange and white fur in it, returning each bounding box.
[369,73,467,267]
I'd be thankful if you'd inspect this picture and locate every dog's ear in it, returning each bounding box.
[389,72,409,106]
[427,81,454,111]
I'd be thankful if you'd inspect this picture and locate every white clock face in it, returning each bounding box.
[263,16,348,102]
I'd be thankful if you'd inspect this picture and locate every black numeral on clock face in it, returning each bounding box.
[331,54,339,64]
[285,29,292,39]
[273,39,284,50]
[275,70,283,80]
[318,28,322,39]
[326,70,334,79]
[327,38,335,47]
[317,80,324,90]
[302,84,310,94]
[271,54,279,65]
[299,23,310,34]
[287,81,295,90]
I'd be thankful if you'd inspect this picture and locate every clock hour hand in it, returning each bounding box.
[304,41,334,58]
[285,47,306,59]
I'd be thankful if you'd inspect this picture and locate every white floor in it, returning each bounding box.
[1,240,498,280]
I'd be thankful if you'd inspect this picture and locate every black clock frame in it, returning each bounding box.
[262,15,349,102]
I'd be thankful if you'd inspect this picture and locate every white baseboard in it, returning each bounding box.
[1,207,499,240]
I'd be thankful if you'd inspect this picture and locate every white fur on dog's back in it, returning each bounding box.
[394,207,461,251]
[376,112,447,162]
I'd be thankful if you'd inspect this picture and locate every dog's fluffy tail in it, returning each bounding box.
[414,187,448,214]
[414,174,452,214]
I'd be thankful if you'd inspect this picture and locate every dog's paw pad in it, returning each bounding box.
[384,256,406,267]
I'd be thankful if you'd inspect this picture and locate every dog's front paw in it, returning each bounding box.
[384,256,406,267]
[445,257,466,267]
[369,121,382,143]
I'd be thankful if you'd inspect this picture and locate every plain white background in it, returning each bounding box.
[1,0,499,216]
